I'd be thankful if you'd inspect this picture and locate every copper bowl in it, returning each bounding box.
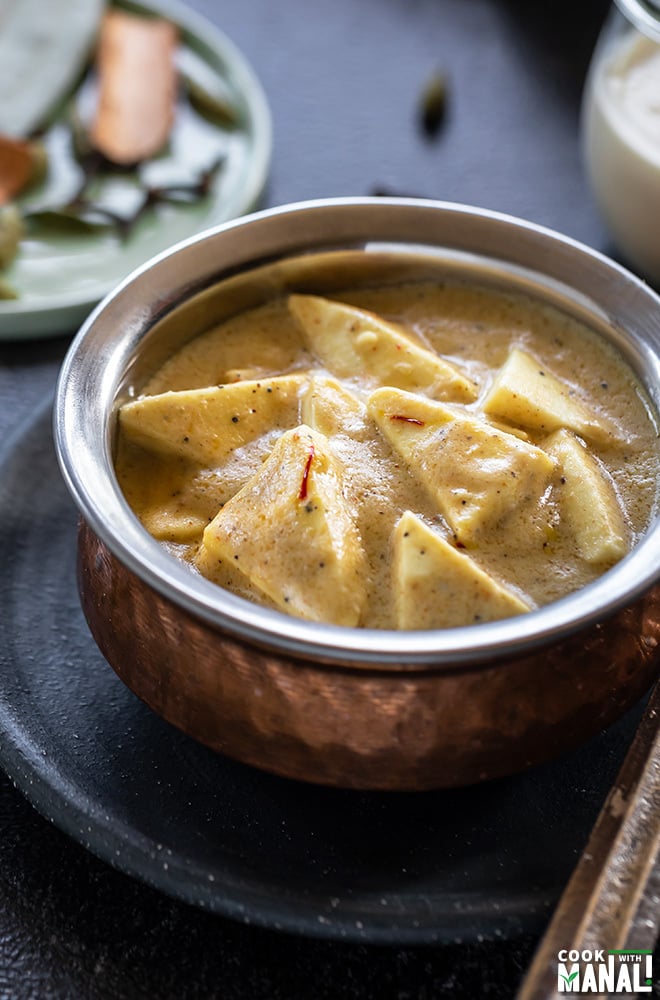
[54,198,660,790]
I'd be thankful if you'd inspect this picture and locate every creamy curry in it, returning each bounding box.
[115,281,660,629]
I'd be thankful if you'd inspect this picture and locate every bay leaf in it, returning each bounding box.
[0,0,105,138]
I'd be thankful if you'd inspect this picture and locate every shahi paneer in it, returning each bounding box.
[115,279,660,630]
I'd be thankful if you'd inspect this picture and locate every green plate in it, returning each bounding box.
[0,0,271,340]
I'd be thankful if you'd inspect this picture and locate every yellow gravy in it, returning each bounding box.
[115,281,660,629]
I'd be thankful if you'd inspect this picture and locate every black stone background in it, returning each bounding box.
[1,0,658,997]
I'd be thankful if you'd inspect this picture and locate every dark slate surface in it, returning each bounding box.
[4,0,656,997]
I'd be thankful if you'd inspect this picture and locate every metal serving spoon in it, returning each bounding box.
[517,679,660,998]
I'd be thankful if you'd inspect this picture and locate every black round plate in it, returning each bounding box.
[0,401,642,945]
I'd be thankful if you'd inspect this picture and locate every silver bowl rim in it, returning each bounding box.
[54,196,660,668]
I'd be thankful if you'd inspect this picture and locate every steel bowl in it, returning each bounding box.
[54,197,660,790]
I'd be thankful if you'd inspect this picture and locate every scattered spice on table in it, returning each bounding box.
[419,69,449,139]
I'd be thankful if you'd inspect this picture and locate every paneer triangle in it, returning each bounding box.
[368,387,555,545]
[196,425,367,626]
[393,512,530,628]
[289,294,477,402]
[544,428,629,564]
[119,375,307,465]
[301,374,368,439]
[482,348,618,444]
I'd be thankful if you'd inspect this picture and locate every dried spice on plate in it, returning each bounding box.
[419,70,449,139]
[0,136,46,206]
